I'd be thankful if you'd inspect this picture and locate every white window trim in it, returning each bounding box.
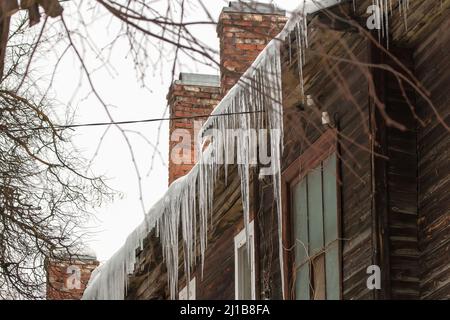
[179,277,196,300]
[234,220,256,300]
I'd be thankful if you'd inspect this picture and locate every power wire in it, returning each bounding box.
[3,110,265,133]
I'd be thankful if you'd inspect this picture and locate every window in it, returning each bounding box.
[179,277,196,300]
[234,221,255,300]
[282,130,340,300]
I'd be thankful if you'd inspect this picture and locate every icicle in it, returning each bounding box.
[381,0,384,41]
[385,0,390,49]
[375,0,381,42]
[397,0,409,31]
[401,0,409,31]
[288,32,292,64]
[265,40,285,299]
[294,15,308,103]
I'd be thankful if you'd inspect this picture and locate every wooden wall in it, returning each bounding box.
[258,2,450,300]
[126,230,168,300]
[414,15,450,300]
[195,225,236,299]
[257,21,376,299]
[375,46,421,299]
[336,37,374,300]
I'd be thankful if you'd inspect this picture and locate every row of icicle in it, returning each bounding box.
[82,0,411,300]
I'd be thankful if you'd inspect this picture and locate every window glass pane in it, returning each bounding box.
[292,178,308,264]
[295,263,310,300]
[325,242,340,300]
[238,244,252,299]
[313,254,326,300]
[323,153,338,245]
[307,166,324,255]
[290,151,340,300]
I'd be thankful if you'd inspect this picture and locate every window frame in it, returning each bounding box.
[234,220,256,300]
[281,129,342,300]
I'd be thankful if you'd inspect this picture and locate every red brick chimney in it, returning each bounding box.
[46,254,99,300]
[167,2,286,185]
[217,1,287,95]
[168,73,221,185]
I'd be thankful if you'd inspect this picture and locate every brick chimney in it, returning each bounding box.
[168,73,221,185]
[46,254,99,300]
[167,3,286,185]
[217,1,287,94]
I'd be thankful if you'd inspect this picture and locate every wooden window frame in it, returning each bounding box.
[234,220,256,300]
[281,129,342,300]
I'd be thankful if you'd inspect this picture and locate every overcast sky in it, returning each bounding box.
[41,1,300,262]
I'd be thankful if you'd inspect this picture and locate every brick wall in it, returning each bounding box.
[217,2,287,95]
[46,257,99,300]
[168,73,221,185]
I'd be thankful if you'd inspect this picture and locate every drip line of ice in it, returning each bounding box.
[82,37,285,301]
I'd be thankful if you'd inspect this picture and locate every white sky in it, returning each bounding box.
[41,1,299,262]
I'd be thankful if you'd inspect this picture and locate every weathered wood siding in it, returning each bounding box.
[193,167,246,300]
[257,21,376,299]
[126,230,168,300]
[331,36,374,301]
[196,225,236,299]
[380,47,421,299]
[414,15,450,300]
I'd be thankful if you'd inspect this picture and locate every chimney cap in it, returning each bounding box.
[50,244,98,262]
[177,73,220,87]
[223,1,285,15]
